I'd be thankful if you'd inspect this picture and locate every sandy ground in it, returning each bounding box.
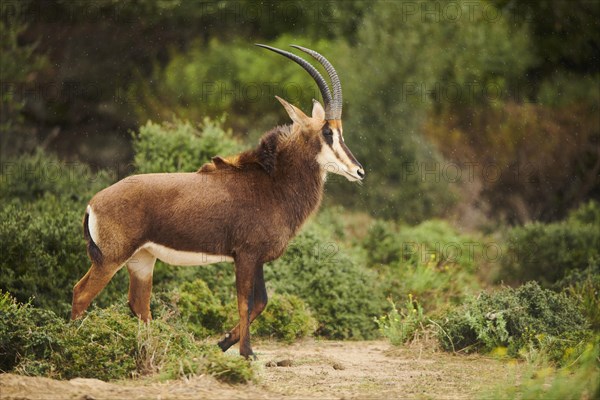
[0,340,522,400]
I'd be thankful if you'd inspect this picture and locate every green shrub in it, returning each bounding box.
[362,220,401,266]
[0,291,65,372]
[438,282,589,364]
[50,305,141,380]
[0,149,113,204]
[375,295,427,346]
[567,199,600,227]
[267,226,384,339]
[168,279,316,343]
[0,199,129,317]
[364,219,478,271]
[170,279,227,338]
[133,117,242,174]
[364,219,481,312]
[482,335,600,400]
[252,293,317,343]
[500,208,600,286]
[1,293,254,383]
[0,294,136,381]
[164,262,236,305]
[558,262,600,331]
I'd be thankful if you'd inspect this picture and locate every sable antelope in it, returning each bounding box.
[71,44,364,358]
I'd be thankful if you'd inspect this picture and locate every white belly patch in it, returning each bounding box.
[141,242,234,266]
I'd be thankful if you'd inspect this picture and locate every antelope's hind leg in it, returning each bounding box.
[126,249,156,322]
[71,261,122,320]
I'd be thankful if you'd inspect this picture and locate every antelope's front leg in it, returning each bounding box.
[232,256,258,359]
[218,265,267,353]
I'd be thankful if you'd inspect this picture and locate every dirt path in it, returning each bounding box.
[0,340,522,400]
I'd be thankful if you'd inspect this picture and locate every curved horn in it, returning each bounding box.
[290,45,342,119]
[255,43,334,119]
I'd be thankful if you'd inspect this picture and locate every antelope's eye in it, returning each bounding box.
[322,127,333,137]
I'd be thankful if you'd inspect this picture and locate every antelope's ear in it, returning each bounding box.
[276,96,309,126]
[311,99,325,121]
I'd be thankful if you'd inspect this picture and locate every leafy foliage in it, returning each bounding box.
[267,225,384,339]
[437,282,589,364]
[364,219,481,312]
[133,117,242,174]
[0,292,64,373]
[0,292,254,383]
[500,201,600,286]
[165,279,317,343]
[252,293,317,343]
[0,149,113,204]
[558,263,600,331]
[328,0,534,221]
[170,279,228,338]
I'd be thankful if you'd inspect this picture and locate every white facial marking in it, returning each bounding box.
[316,129,361,182]
[87,205,100,244]
[141,242,234,266]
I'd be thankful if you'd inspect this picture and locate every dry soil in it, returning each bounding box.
[0,340,523,400]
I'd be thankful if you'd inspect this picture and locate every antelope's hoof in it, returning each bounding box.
[217,333,235,352]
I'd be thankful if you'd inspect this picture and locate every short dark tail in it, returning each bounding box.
[83,211,103,265]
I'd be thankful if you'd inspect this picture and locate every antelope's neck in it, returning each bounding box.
[274,150,325,233]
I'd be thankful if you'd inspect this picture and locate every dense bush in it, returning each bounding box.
[252,293,317,343]
[500,201,600,286]
[568,199,600,226]
[169,278,317,342]
[133,117,243,174]
[438,282,589,364]
[170,279,228,338]
[267,226,384,339]
[0,292,65,372]
[0,149,113,204]
[0,199,129,317]
[0,292,253,383]
[364,219,478,271]
[558,263,600,331]
[364,219,481,312]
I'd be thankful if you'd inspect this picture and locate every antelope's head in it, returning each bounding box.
[257,44,365,182]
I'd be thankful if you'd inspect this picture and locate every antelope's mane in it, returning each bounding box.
[198,125,293,175]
